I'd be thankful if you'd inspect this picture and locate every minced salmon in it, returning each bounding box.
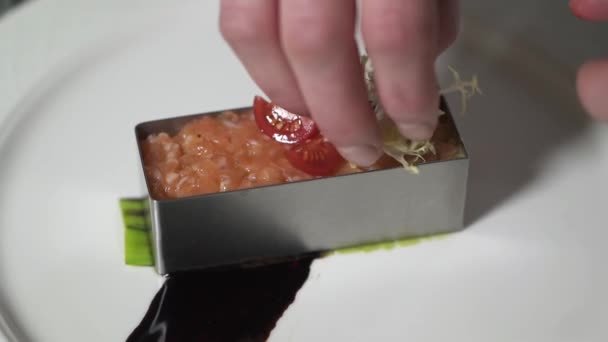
[141,109,462,199]
[141,110,370,199]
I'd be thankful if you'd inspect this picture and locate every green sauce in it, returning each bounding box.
[120,198,451,267]
[326,233,449,256]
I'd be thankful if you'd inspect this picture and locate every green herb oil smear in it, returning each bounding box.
[120,198,154,266]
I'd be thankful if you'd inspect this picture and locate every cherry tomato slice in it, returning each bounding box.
[253,96,319,144]
[285,137,345,176]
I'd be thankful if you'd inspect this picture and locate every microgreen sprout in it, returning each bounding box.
[440,66,482,115]
[361,55,481,173]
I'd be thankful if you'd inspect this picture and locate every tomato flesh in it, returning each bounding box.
[285,137,345,176]
[253,96,345,176]
[253,96,318,144]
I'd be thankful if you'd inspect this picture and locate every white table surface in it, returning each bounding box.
[1,1,607,341]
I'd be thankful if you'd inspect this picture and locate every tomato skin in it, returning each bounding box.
[253,96,318,144]
[285,137,345,176]
[252,96,344,176]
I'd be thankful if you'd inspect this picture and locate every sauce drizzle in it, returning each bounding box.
[126,256,317,342]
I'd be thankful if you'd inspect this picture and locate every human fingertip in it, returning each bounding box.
[337,144,383,167]
[396,118,438,141]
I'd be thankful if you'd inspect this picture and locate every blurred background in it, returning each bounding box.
[0,0,23,16]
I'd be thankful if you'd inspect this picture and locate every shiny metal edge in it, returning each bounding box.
[135,99,469,274]
[150,157,468,274]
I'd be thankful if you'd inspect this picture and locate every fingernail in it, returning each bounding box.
[397,121,437,141]
[337,145,383,167]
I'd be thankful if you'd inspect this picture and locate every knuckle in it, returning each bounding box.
[219,5,272,45]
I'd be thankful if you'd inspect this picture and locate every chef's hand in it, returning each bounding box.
[220,0,459,166]
[570,0,608,121]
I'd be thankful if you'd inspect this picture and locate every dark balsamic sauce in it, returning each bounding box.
[126,256,318,342]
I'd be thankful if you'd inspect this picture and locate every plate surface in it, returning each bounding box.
[1,1,608,341]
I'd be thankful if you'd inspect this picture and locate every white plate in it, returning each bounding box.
[1,1,608,341]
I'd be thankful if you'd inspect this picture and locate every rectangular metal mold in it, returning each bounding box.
[135,98,469,275]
